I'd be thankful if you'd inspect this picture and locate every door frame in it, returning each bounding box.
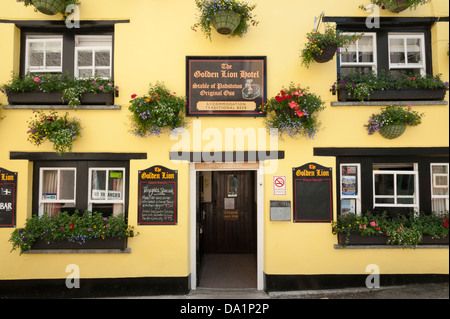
[189,162,264,291]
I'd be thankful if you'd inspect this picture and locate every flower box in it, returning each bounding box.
[337,233,449,246]
[31,237,128,250]
[337,88,447,102]
[7,92,114,105]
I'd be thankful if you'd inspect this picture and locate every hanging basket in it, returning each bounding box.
[313,44,338,63]
[31,0,66,15]
[211,11,242,35]
[379,124,407,139]
[381,1,411,13]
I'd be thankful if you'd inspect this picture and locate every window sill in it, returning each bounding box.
[331,101,448,107]
[24,248,131,254]
[334,244,448,249]
[3,105,121,110]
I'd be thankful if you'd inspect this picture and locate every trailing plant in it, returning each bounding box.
[1,73,118,108]
[192,0,259,40]
[263,83,326,139]
[9,211,137,255]
[332,211,449,248]
[301,24,362,68]
[331,71,449,102]
[365,104,424,135]
[129,82,187,137]
[27,110,82,155]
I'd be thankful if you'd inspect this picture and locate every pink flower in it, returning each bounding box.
[289,101,299,109]
[359,224,367,229]
[370,221,377,227]
[295,110,305,117]
[34,77,41,82]
[131,94,137,99]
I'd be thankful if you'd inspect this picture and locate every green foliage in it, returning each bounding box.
[332,211,449,248]
[301,25,362,68]
[365,104,424,135]
[192,0,259,40]
[16,0,80,17]
[9,211,137,255]
[27,110,82,155]
[331,71,449,102]
[263,83,326,139]
[129,82,187,137]
[367,0,431,11]
[1,73,118,108]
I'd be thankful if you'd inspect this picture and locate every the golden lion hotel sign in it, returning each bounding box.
[186,56,266,116]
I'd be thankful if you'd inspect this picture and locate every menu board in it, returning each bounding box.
[0,167,17,227]
[293,163,333,223]
[186,56,266,116]
[138,166,177,225]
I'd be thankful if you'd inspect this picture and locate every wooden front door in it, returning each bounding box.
[204,171,256,254]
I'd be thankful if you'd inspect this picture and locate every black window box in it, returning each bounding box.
[7,92,115,106]
[337,88,447,102]
[31,237,127,250]
[338,233,449,246]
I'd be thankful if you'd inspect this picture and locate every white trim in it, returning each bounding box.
[340,32,377,72]
[87,168,126,211]
[373,170,419,209]
[38,167,76,215]
[74,35,112,79]
[189,162,264,291]
[340,163,361,215]
[25,35,63,73]
[388,33,426,76]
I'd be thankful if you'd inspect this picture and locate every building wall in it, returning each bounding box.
[0,0,448,291]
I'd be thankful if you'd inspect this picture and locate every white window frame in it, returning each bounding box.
[74,35,113,79]
[388,33,426,76]
[430,163,449,212]
[25,35,63,73]
[38,167,77,216]
[373,169,419,209]
[340,163,361,215]
[88,168,126,212]
[340,32,377,73]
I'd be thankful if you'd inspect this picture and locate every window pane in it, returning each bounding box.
[375,174,394,196]
[341,199,356,214]
[108,170,124,200]
[91,170,107,200]
[407,38,422,64]
[78,68,93,77]
[59,170,75,200]
[42,170,58,198]
[78,50,93,67]
[390,38,405,64]
[341,42,357,63]
[341,165,358,196]
[95,50,111,67]
[432,165,449,196]
[95,69,111,78]
[397,174,415,196]
[28,42,44,67]
[340,67,373,76]
[359,36,374,63]
[397,198,415,204]
[45,41,62,67]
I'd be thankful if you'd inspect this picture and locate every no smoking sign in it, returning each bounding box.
[273,176,286,195]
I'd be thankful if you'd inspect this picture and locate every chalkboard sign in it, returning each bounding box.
[186,56,266,116]
[138,166,177,225]
[293,163,332,223]
[0,167,17,227]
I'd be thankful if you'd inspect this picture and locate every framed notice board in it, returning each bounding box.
[0,167,17,227]
[293,163,333,223]
[186,56,267,116]
[138,166,177,225]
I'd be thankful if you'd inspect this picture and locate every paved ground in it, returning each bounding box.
[129,282,448,299]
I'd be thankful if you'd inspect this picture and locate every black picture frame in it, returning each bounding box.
[186,56,267,117]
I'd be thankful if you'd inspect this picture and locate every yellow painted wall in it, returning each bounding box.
[0,0,448,282]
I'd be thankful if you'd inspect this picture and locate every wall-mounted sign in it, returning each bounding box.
[138,166,177,225]
[0,167,17,227]
[186,56,267,116]
[273,176,286,195]
[293,163,333,223]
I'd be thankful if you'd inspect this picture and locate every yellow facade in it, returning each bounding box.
[0,0,448,295]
